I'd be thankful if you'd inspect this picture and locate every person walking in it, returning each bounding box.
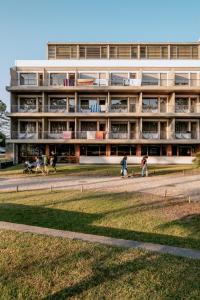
[50,151,57,173]
[42,153,49,175]
[141,155,148,177]
[35,156,43,174]
[120,155,128,178]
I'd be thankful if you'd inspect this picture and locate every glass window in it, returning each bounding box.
[20,122,36,133]
[175,122,189,132]
[49,97,66,111]
[50,73,66,86]
[142,73,159,85]
[69,98,75,112]
[20,73,37,85]
[19,98,37,111]
[143,121,158,132]
[179,146,192,156]
[142,98,158,112]
[175,74,189,85]
[111,145,136,156]
[140,46,146,58]
[141,145,161,156]
[50,121,67,133]
[80,145,106,156]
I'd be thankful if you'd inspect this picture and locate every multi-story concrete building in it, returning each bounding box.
[6,41,200,164]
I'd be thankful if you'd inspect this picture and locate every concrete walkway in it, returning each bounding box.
[1,221,200,260]
[0,172,200,200]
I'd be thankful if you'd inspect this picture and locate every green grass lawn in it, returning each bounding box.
[0,189,199,250]
[0,163,196,177]
[0,230,200,300]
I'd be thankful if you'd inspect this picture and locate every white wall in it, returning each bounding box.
[79,156,194,164]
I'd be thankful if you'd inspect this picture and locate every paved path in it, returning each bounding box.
[0,172,200,200]
[0,221,200,260]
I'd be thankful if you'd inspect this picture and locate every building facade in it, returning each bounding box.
[7,42,200,164]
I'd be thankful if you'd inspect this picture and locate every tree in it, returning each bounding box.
[0,132,5,147]
[0,99,6,112]
[193,152,200,167]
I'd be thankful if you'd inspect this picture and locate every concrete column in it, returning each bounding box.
[75,92,78,112]
[107,118,110,139]
[75,144,80,157]
[45,145,50,156]
[75,117,78,139]
[138,92,142,113]
[166,144,172,156]
[169,92,175,113]
[128,121,130,139]
[106,144,111,156]
[136,145,141,156]
[107,91,110,112]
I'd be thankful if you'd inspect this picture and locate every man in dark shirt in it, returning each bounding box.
[51,151,57,173]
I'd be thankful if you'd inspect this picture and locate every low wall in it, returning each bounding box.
[79,156,194,165]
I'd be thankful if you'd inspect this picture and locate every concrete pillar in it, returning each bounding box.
[75,92,78,112]
[75,144,80,157]
[45,144,50,156]
[166,144,172,156]
[136,145,141,156]
[106,144,111,156]
[138,92,143,112]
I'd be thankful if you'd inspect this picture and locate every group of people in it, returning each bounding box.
[35,151,57,175]
[120,155,148,178]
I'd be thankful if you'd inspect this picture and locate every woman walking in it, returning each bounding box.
[141,155,148,177]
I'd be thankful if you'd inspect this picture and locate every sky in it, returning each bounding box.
[0,0,200,109]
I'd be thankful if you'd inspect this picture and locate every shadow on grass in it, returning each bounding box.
[0,202,200,250]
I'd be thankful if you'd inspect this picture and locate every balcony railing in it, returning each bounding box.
[11,131,137,140]
[10,78,200,88]
[10,103,200,114]
[11,130,199,141]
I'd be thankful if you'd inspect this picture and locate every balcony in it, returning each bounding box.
[175,131,197,139]
[141,131,167,140]
[11,131,137,141]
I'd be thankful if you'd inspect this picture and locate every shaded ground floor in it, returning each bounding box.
[8,143,200,164]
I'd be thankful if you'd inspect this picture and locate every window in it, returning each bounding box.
[111,145,136,156]
[20,73,37,85]
[175,74,189,85]
[143,122,158,132]
[18,144,45,162]
[110,98,128,112]
[111,73,128,85]
[131,46,138,58]
[80,145,106,156]
[141,145,161,156]
[179,146,192,156]
[142,73,159,85]
[175,122,189,133]
[56,45,77,59]
[50,121,67,133]
[110,46,131,59]
[79,46,108,59]
[142,98,158,112]
[20,121,37,133]
[171,45,198,59]
[19,98,37,112]
[50,73,66,86]
[175,98,189,112]
[140,46,146,58]
[49,97,66,111]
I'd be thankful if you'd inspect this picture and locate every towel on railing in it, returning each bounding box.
[96,131,104,140]
[87,131,96,139]
[63,131,72,139]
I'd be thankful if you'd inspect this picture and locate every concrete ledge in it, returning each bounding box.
[80,156,194,164]
[0,221,200,260]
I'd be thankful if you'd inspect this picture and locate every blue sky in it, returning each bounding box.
[0,0,200,108]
